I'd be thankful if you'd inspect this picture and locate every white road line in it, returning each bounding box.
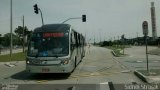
[99,82,110,90]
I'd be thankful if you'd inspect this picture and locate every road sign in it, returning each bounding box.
[142,21,148,36]
[142,21,149,73]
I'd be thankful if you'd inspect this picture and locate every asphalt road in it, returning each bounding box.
[1,46,157,90]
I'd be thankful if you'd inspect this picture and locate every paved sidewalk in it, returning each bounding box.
[134,47,160,83]
[148,47,160,56]
[111,47,160,84]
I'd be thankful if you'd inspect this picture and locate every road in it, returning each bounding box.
[0,46,143,83]
[0,46,159,89]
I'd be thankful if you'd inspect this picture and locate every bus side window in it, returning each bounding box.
[71,34,74,44]
[74,32,78,47]
[71,31,75,50]
[78,34,81,46]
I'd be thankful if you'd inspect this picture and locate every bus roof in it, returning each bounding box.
[34,24,71,33]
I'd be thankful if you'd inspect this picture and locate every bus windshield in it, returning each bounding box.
[27,32,69,57]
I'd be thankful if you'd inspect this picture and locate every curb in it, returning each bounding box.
[111,50,118,57]
[134,70,160,83]
[111,50,125,57]
[134,70,148,83]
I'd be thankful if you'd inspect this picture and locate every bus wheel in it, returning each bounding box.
[80,56,82,62]
[75,57,77,68]
[71,57,76,73]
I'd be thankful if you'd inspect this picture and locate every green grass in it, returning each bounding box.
[106,46,125,56]
[113,49,124,56]
[0,52,26,62]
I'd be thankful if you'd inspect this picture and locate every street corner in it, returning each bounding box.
[134,69,160,84]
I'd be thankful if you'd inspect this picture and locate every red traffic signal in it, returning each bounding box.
[33,4,39,14]
[82,15,86,22]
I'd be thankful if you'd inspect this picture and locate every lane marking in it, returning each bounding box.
[67,86,76,90]
[99,82,110,90]
[69,71,121,79]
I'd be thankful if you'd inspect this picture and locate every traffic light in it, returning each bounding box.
[33,4,39,14]
[82,15,86,22]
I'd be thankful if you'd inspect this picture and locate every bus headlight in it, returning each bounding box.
[27,61,30,64]
[64,60,69,64]
[62,58,69,65]
[26,58,30,64]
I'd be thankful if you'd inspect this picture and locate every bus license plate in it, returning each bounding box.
[42,68,50,73]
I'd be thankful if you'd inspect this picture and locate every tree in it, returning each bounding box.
[14,26,29,38]
[2,33,19,46]
[0,34,2,45]
[14,26,32,45]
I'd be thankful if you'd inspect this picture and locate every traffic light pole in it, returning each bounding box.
[39,9,44,25]
[62,15,86,23]
[62,17,81,24]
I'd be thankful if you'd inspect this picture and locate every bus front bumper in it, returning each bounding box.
[26,64,73,73]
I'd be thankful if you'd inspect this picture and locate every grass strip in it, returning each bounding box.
[0,52,26,62]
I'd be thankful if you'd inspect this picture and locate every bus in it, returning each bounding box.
[26,24,86,73]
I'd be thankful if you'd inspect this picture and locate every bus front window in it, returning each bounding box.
[28,32,69,57]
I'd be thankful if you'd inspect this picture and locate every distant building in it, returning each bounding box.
[151,2,157,40]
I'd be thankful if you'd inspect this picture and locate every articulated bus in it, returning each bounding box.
[26,24,86,73]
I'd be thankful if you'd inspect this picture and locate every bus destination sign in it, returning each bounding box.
[43,32,64,38]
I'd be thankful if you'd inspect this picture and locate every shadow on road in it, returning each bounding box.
[11,70,70,80]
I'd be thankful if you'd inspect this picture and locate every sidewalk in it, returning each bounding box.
[148,47,160,56]
[132,47,160,83]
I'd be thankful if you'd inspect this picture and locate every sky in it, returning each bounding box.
[0,0,160,42]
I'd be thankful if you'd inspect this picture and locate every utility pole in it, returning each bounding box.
[22,16,25,53]
[99,32,101,43]
[136,32,138,38]
[10,0,13,60]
